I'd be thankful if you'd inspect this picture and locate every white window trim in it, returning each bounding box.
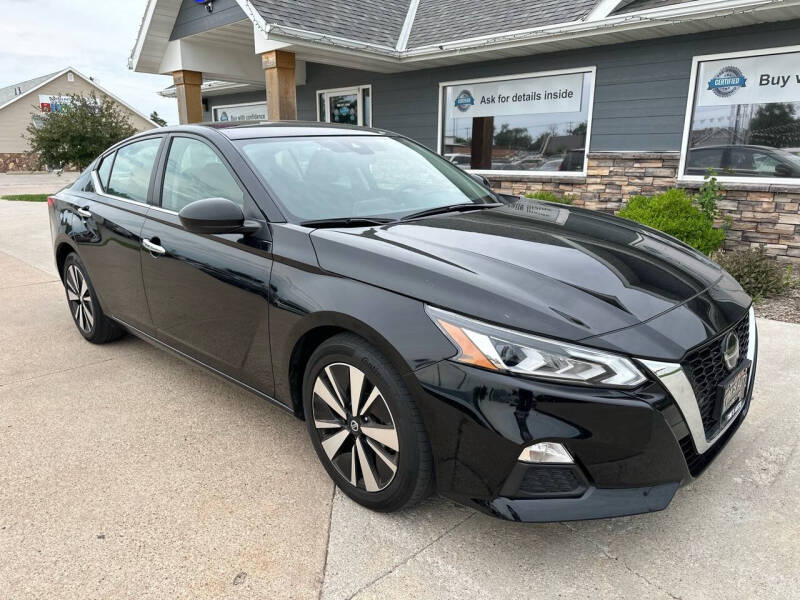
[211,101,268,123]
[678,44,800,186]
[436,66,596,178]
[316,85,373,127]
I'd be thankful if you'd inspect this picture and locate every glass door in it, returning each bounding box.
[318,86,372,126]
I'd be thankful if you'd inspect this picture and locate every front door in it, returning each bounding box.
[318,86,371,126]
[140,135,275,395]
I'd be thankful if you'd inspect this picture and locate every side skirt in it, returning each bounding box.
[111,317,296,417]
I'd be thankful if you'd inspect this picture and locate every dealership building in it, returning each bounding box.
[131,0,800,263]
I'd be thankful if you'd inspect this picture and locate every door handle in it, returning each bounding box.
[76,206,92,218]
[142,238,166,256]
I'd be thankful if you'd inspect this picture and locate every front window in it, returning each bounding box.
[439,69,595,174]
[236,135,496,221]
[682,46,800,181]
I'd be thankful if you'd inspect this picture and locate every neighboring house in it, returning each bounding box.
[130,0,800,263]
[0,67,156,172]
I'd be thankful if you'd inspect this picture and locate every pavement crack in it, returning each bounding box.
[344,510,476,600]
[561,522,682,600]
[3,279,60,290]
[317,484,337,600]
[0,350,148,388]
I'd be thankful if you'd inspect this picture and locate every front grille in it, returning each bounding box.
[519,466,584,496]
[682,315,750,436]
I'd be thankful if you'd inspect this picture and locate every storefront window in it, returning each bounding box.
[439,68,595,174]
[682,47,800,181]
[317,85,373,127]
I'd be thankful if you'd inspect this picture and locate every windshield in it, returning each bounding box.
[235,135,496,221]
[775,148,800,169]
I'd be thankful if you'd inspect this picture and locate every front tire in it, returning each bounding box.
[303,333,434,512]
[62,253,124,344]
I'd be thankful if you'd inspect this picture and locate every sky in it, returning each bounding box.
[1,0,178,124]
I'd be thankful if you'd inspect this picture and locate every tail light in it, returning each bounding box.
[47,196,56,208]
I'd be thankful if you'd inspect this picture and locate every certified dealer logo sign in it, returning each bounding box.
[454,90,475,112]
[707,66,748,98]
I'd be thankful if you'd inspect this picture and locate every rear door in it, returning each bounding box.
[140,134,275,395]
[66,135,164,333]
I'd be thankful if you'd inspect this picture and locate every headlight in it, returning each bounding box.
[426,306,646,388]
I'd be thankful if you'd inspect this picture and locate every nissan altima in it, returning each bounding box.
[48,122,757,522]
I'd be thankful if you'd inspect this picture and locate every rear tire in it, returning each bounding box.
[303,333,434,512]
[62,252,124,344]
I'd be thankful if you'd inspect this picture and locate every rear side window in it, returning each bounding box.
[161,137,244,212]
[97,153,114,190]
[106,138,162,203]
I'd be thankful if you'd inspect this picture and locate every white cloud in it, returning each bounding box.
[1,0,178,124]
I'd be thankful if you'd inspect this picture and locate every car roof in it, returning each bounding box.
[140,121,394,140]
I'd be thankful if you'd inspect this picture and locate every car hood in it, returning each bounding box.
[309,201,748,343]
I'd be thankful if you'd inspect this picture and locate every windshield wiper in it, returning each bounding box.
[400,202,503,221]
[300,217,395,228]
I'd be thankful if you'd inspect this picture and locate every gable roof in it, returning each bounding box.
[0,70,63,109]
[249,0,410,49]
[131,0,800,74]
[402,0,597,49]
[0,67,158,127]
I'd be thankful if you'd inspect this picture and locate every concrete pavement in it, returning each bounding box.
[0,200,798,599]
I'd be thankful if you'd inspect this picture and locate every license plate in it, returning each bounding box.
[719,362,750,419]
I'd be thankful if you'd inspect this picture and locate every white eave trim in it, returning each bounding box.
[396,0,420,51]
[0,67,158,128]
[129,0,158,70]
[585,0,628,21]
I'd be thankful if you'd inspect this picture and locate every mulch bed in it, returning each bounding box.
[754,286,800,324]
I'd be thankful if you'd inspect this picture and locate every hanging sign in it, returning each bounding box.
[696,51,800,107]
[447,73,584,118]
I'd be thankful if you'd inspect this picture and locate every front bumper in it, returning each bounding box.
[407,309,757,522]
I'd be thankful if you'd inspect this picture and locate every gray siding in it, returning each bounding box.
[295,19,800,153]
[171,0,246,40]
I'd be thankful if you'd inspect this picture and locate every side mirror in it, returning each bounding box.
[775,163,793,178]
[470,173,492,189]
[178,198,260,235]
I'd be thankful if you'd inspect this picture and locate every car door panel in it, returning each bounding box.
[140,134,275,395]
[140,210,274,394]
[65,139,164,334]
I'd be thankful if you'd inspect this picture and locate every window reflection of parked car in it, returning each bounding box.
[536,157,564,171]
[444,153,471,167]
[559,149,585,172]
[687,145,800,178]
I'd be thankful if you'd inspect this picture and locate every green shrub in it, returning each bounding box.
[525,190,575,204]
[715,247,791,300]
[617,189,725,255]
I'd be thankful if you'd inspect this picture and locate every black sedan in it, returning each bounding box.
[48,122,757,522]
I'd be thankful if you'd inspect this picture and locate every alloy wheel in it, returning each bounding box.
[311,362,399,492]
[65,264,94,333]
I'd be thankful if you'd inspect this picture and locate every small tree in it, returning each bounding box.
[25,93,137,170]
[150,111,167,127]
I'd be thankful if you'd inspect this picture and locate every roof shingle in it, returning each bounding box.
[406,0,597,48]
[250,0,411,48]
[0,70,63,109]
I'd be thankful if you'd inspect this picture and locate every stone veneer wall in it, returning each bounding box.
[0,153,42,173]
[488,151,800,265]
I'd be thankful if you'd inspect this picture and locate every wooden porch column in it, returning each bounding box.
[262,50,297,121]
[172,70,203,124]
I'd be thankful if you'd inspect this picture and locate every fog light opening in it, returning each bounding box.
[518,442,574,464]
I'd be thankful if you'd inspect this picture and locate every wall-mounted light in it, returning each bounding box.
[194,0,213,13]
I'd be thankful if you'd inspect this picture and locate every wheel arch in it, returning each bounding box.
[55,240,77,281]
[284,312,419,419]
